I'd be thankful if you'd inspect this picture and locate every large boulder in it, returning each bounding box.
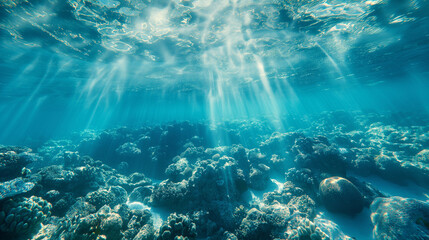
[319,177,364,215]
[370,197,429,240]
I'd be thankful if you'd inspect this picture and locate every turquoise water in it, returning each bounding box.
[1,0,429,239]
[1,0,428,144]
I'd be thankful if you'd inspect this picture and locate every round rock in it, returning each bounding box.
[319,176,364,215]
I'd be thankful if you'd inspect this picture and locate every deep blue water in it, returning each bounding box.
[1,1,429,240]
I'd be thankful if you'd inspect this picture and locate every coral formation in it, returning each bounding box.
[0,112,427,239]
[0,196,51,239]
[288,218,330,240]
[158,213,197,240]
[54,204,153,240]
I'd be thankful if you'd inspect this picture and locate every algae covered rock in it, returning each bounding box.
[0,177,35,200]
[370,196,429,240]
[319,177,364,215]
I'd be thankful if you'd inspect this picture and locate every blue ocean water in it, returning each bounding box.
[1,0,428,144]
[0,0,429,239]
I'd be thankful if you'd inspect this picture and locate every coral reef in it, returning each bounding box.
[158,213,197,240]
[0,196,51,239]
[0,112,427,239]
[288,218,330,240]
[54,204,153,240]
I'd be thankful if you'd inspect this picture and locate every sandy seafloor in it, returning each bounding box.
[1,111,429,240]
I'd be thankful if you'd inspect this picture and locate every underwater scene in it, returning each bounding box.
[1,0,429,239]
